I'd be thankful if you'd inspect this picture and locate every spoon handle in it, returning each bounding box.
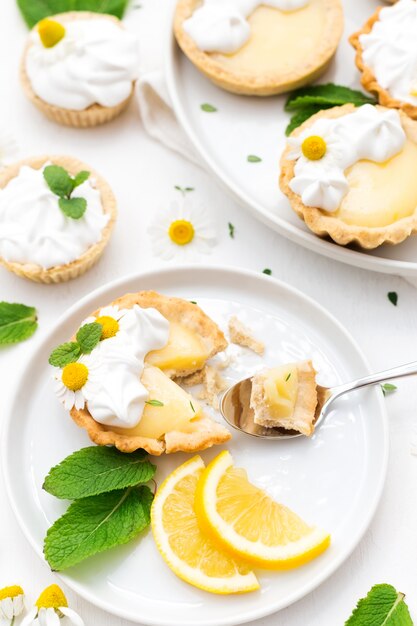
[331,360,417,399]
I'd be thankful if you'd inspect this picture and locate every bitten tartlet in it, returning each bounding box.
[50,291,231,455]
[350,0,417,120]
[0,155,117,283]
[21,12,139,127]
[280,103,417,249]
[174,0,344,96]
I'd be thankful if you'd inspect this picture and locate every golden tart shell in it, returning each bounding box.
[350,8,417,120]
[174,0,344,96]
[279,104,417,249]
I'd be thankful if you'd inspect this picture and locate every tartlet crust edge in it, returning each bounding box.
[349,7,417,120]
[279,104,417,249]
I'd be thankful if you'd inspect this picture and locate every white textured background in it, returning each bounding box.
[1,1,417,624]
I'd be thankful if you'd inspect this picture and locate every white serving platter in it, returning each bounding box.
[2,266,388,625]
[166,0,417,278]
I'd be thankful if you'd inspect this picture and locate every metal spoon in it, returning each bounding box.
[220,361,417,439]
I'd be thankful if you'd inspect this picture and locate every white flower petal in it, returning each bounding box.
[21,606,38,626]
[60,607,85,625]
[43,607,60,626]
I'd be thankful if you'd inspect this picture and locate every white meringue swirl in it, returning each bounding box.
[0,163,109,268]
[287,105,406,212]
[25,18,139,110]
[183,0,309,54]
[359,0,417,107]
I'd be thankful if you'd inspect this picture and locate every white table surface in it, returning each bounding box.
[1,2,417,625]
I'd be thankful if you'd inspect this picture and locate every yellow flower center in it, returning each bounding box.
[301,135,327,161]
[0,586,24,601]
[36,585,68,610]
[168,220,195,246]
[62,362,88,391]
[96,315,119,340]
[38,19,66,48]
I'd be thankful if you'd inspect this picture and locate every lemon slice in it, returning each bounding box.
[151,456,259,594]
[195,451,330,569]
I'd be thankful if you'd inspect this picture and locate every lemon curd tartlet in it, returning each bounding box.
[174,0,344,96]
[21,12,139,127]
[50,291,231,455]
[280,103,417,249]
[0,155,116,283]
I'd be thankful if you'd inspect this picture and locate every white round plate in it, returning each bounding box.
[166,0,417,277]
[2,266,388,626]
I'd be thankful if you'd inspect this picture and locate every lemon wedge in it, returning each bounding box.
[151,456,259,594]
[195,450,330,569]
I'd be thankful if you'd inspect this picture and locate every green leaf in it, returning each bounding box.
[59,197,87,219]
[49,342,81,367]
[285,372,291,381]
[43,165,74,199]
[190,401,195,413]
[345,584,413,626]
[76,322,102,354]
[285,105,327,136]
[43,447,156,500]
[381,383,397,396]
[201,103,217,112]
[17,0,129,28]
[228,222,235,239]
[388,292,398,306]
[285,83,376,112]
[73,170,90,189]
[145,399,164,407]
[247,155,262,163]
[0,302,38,345]
[262,268,272,275]
[44,486,153,570]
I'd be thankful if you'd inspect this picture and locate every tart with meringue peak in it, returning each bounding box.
[279,103,417,249]
[174,0,344,96]
[50,291,231,455]
[350,0,417,120]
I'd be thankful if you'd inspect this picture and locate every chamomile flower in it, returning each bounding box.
[0,585,25,624]
[21,585,84,626]
[148,197,217,262]
[287,120,347,165]
[83,305,129,341]
[0,128,18,168]
[53,354,98,411]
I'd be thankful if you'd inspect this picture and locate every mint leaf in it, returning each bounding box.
[247,155,262,163]
[43,447,155,500]
[285,84,376,112]
[44,165,74,199]
[345,584,413,625]
[381,383,397,396]
[76,322,102,354]
[388,292,398,306]
[201,103,217,112]
[44,486,153,570]
[59,197,87,219]
[228,222,235,239]
[0,301,38,345]
[73,171,90,189]
[49,342,81,367]
[285,104,326,136]
[262,268,272,275]
[17,0,129,28]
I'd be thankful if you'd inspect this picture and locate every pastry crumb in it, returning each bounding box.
[179,369,206,387]
[228,316,265,355]
[197,365,228,410]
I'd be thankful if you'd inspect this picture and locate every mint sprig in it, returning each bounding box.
[44,486,153,571]
[49,321,103,367]
[17,0,129,28]
[43,165,90,220]
[43,447,155,500]
[345,584,413,625]
[0,301,38,345]
[284,83,377,136]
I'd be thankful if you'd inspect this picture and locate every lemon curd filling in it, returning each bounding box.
[210,2,326,78]
[336,139,417,228]
[108,365,202,439]
[146,322,209,372]
[262,365,299,420]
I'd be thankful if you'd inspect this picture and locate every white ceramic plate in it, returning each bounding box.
[166,0,417,277]
[2,266,388,626]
